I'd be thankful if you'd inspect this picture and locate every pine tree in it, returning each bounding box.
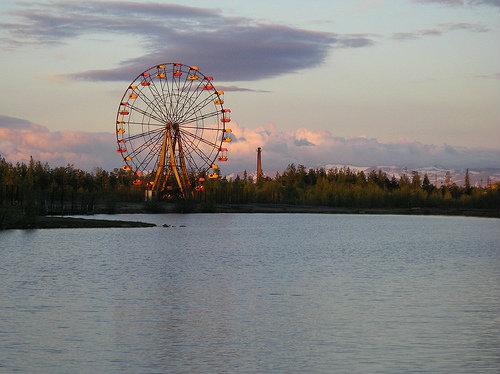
[422,173,432,193]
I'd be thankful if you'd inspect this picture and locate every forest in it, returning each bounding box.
[1,156,499,225]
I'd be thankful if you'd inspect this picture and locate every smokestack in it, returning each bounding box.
[257,147,263,182]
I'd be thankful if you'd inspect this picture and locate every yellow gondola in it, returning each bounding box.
[208,173,219,179]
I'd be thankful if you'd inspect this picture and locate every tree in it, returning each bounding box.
[444,171,452,187]
[411,171,421,189]
[422,173,433,193]
[464,168,471,194]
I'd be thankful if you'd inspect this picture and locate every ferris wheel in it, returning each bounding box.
[115,63,232,197]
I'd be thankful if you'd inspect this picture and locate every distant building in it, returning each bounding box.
[257,147,263,181]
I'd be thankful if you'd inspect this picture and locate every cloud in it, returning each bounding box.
[294,138,316,147]
[1,1,374,83]
[392,22,489,40]
[227,123,500,172]
[413,0,466,5]
[2,115,498,173]
[412,0,500,7]
[475,72,500,79]
[0,115,116,170]
[215,86,271,93]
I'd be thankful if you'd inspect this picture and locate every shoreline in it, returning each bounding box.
[90,202,500,218]
[1,216,156,230]
[2,204,498,230]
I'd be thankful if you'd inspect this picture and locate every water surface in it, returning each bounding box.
[1,214,499,373]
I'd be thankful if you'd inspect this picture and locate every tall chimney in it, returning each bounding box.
[256,147,263,182]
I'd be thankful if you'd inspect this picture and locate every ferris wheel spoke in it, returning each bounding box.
[179,128,219,150]
[128,104,165,124]
[179,91,217,122]
[126,121,165,127]
[176,90,207,122]
[180,133,214,168]
[174,77,206,122]
[179,137,203,173]
[176,135,201,174]
[138,137,166,172]
[171,74,189,124]
[172,79,197,124]
[133,89,168,123]
[124,127,164,142]
[126,130,164,160]
[146,75,172,121]
[157,67,174,120]
[155,65,173,119]
[179,125,221,131]
[171,69,192,122]
[166,66,180,123]
[127,134,164,164]
[177,110,220,127]
[184,147,202,174]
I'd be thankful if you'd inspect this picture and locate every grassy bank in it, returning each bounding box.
[0,207,156,229]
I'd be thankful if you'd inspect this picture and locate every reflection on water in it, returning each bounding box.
[1,214,499,373]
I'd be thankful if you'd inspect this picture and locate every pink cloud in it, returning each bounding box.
[1,115,499,174]
[0,115,117,170]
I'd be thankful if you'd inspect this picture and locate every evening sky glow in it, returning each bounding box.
[0,0,499,171]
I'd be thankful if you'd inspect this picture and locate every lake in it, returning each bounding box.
[1,214,499,373]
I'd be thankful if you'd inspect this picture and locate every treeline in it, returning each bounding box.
[203,164,499,209]
[0,157,142,218]
[1,157,499,220]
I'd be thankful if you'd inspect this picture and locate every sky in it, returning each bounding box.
[0,0,499,173]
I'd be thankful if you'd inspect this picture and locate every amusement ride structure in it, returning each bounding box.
[115,63,232,198]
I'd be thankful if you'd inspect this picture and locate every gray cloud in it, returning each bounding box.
[413,0,500,7]
[217,86,271,93]
[392,22,489,40]
[1,1,374,82]
[0,115,34,129]
[475,72,500,79]
[294,138,315,147]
